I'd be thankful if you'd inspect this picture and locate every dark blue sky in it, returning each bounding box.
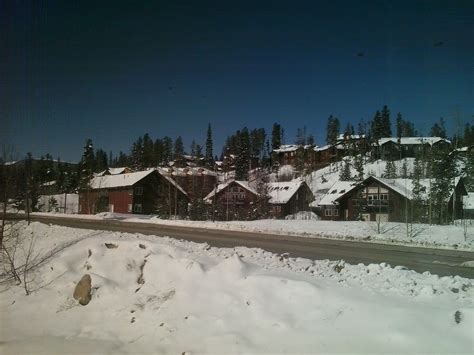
[2,0,473,162]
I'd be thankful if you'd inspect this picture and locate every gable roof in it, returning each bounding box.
[376,137,451,146]
[334,176,463,203]
[267,181,306,204]
[319,181,358,206]
[90,170,156,189]
[203,180,258,201]
[89,168,188,196]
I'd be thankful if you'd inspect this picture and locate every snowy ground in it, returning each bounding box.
[1,222,473,354]
[32,212,474,251]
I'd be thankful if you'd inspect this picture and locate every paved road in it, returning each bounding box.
[5,213,474,278]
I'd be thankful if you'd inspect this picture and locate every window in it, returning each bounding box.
[334,209,339,216]
[133,204,142,213]
[128,204,132,212]
[128,189,133,195]
[134,187,143,195]
[325,209,332,216]
[273,206,281,212]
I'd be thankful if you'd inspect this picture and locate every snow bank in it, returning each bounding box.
[1,222,473,354]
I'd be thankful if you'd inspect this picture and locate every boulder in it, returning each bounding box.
[73,274,92,306]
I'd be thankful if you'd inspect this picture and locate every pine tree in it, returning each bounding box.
[205,123,214,168]
[326,115,340,145]
[80,139,95,213]
[339,158,352,181]
[162,136,173,164]
[271,123,282,150]
[142,133,154,167]
[383,159,397,179]
[131,136,144,170]
[353,154,364,181]
[174,136,184,160]
[400,158,409,178]
[370,110,383,142]
[381,105,392,137]
[235,128,250,180]
[430,147,456,224]
[430,118,447,138]
[411,153,425,222]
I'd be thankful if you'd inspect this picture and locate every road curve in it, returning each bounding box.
[5,213,474,278]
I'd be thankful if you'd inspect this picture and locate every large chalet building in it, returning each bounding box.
[317,176,467,223]
[79,169,188,215]
[203,179,314,220]
[372,137,451,160]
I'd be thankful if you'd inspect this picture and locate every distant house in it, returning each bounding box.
[204,180,259,220]
[334,176,467,223]
[79,169,188,215]
[272,145,304,166]
[267,181,314,218]
[313,145,344,170]
[317,181,358,220]
[373,137,451,161]
[95,167,133,177]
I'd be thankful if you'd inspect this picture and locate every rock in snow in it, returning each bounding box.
[73,274,92,306]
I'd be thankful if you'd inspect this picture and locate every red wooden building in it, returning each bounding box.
[79,169,188,215]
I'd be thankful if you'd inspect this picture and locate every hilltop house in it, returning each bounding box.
[79,169,188,215]
[95,167,133,176]
[373,137,451,161]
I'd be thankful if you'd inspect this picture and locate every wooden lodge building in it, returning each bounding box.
[204,179,314,220]
[373,137,451,161]
[267,181,314,218]
[318,176,467,223]
[204,180,259,220]
[158,166,217,201]
[79,169,188,215]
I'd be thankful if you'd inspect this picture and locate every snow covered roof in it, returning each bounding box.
[204,180,258,201]
[267,181,305,204]
[272,145,301,153]
[95,167,130,177]
[90,170,155,189]
[108,167,128,175]
[376,137,451,146]
[158,166,217,177]
[337,134,365,141]
[334,176,462,202]
[463,192,474,210]
[319,181,358,206]
[314,145,332,152]
[41,180,57,187]
[90,169,188,196]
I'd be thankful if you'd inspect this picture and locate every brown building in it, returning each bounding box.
[267,181,314,218]
[333,176,467,223]
[373,137,451,161]
[317,181,358,220]
[313,145,344,170]
[204,180,259,220]
[159,167,217,201]
[79,169,188,215]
